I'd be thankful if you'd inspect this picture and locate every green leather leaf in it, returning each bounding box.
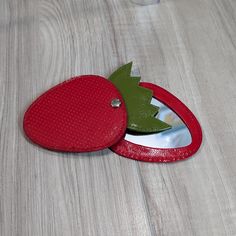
[108,62,172,133]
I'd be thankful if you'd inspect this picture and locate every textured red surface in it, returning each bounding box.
[24,75,127,152]
[110,82,202,162]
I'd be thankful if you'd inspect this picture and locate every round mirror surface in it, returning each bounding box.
[125,98,192,148]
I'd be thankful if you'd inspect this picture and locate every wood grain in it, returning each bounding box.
[1,0,236,235]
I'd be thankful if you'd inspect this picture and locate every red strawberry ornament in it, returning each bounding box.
[23,63,202,162]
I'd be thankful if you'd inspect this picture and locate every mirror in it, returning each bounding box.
[125,98,192,148]
[111,82,202,162]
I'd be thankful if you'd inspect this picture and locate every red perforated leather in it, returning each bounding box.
[24,75,127,152]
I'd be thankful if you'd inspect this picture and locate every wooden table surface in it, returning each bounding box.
[1,0,236,235]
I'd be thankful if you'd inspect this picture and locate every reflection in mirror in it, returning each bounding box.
[125,98,192,148]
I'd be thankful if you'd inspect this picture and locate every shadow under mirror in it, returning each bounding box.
[125,98,192,148]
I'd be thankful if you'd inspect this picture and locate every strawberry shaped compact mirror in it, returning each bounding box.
[23,63,202,162]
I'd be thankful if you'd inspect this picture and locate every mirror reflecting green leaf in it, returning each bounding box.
[125,98,192,148]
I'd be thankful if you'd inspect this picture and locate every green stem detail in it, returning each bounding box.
[109,62,171,133]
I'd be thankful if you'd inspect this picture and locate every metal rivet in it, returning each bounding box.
[111,98,121,108]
